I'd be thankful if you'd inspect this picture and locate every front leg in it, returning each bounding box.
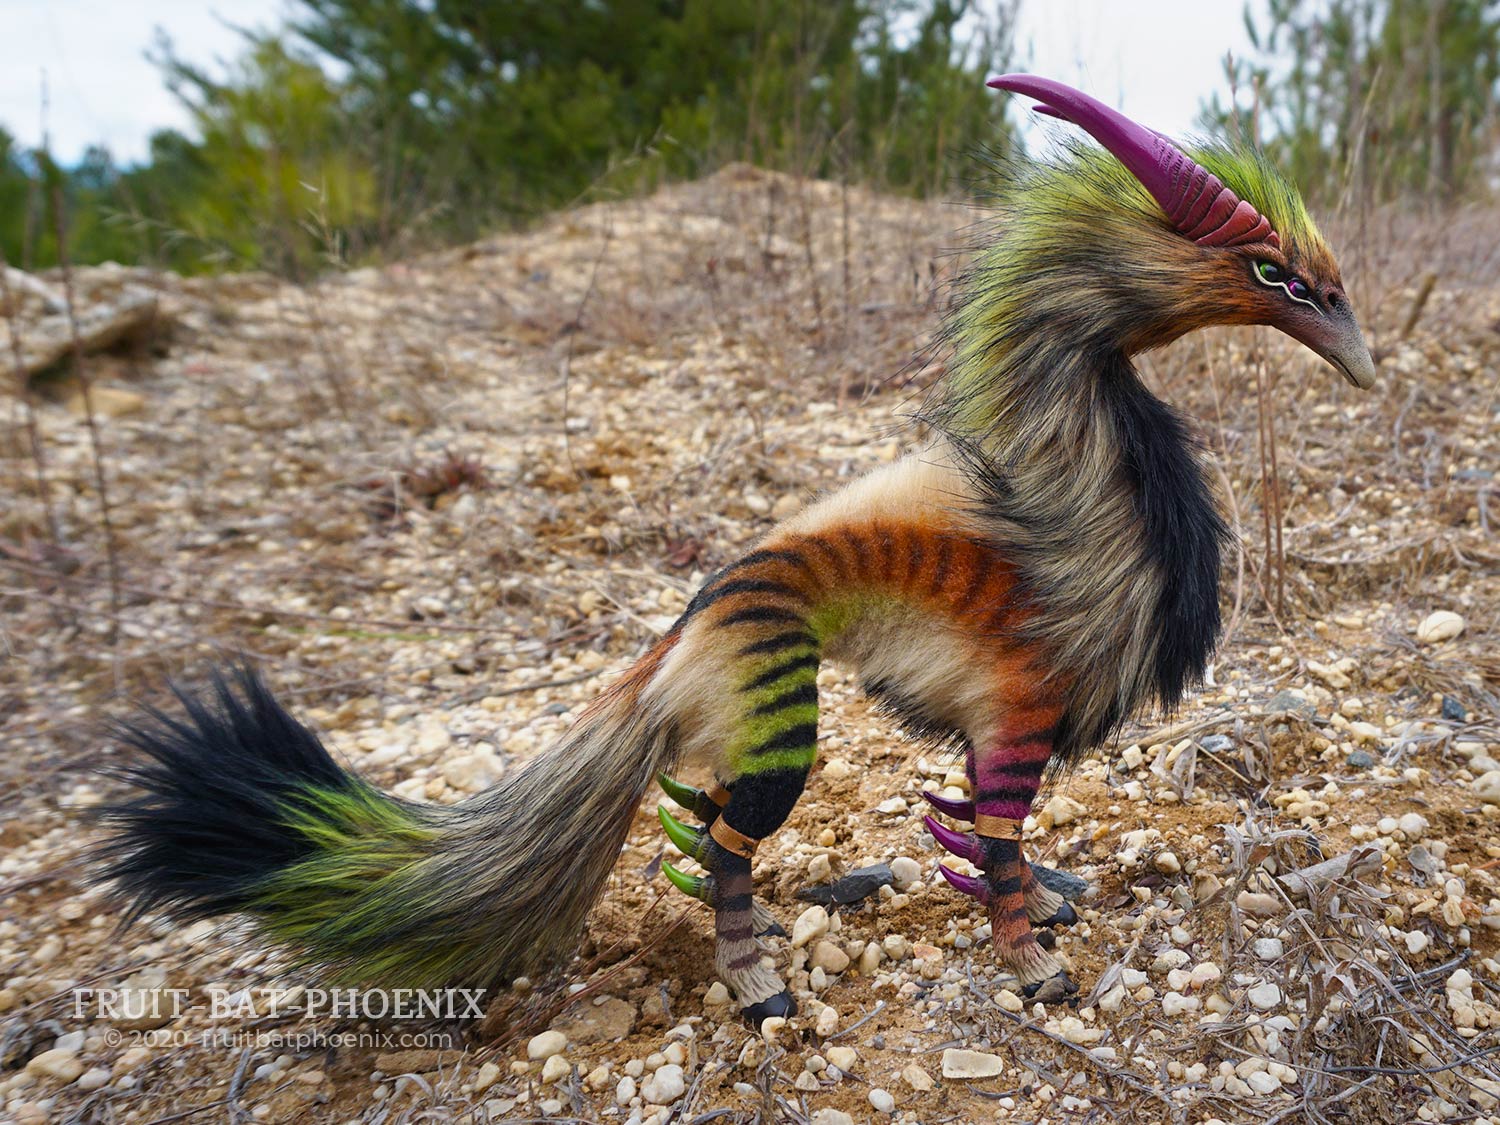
[932,732,1078,998]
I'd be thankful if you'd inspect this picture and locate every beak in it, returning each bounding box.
[1284,302,1377,390]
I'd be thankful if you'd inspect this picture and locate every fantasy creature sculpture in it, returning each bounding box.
[96,75,1374,1024]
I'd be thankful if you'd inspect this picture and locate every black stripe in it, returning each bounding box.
[751,682,818,716]
[839,528,871,578]
[976,785,1040,805]
[715,892,754,913]
[960,552,990,607]
[987,875,1024,896]
[718,606,802,629]
[701,578,810,604]
[806,534,847,578]
[742,653,819,693]
[929,536,953,595]
[738,631,817,657]
[746,722,819,756]
[903,528,926,586]
[716,548,811,577]
[876,527,896,577]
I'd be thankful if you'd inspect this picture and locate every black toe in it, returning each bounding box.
[1021,973,1078,1005]
[756,921,788,938]
[742,990,798,1024]
[1038,901,1078,928]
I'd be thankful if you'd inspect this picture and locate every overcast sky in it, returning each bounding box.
[0,1,1257,165]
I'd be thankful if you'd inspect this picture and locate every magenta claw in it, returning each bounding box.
[938,864,988,902]
[920,790,975,821]
[923,815,982,864]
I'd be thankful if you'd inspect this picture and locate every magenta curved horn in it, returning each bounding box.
[987,73,1279,250]
[924,815,982,864]
[920,790,975,822]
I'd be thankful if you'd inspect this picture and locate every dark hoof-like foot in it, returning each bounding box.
[742,990,797,1024]
[1037,901,1078,928]
[755,921,788,938]
[1021,973,1078,1005]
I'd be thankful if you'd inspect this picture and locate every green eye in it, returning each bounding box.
[1256,261,1284,284]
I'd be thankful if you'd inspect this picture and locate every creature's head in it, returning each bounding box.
[984,74,1375,389]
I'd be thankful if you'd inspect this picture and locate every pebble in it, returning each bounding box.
[77,1067,111,1091]
[1399,813,1429,839]
[541,1054,570,1084]
[869,1088,896,1113]
[901,1063,935,1091]
[1254,938,1285,961]
[807,853,832,881]
[1237,891,1281,916]
[1247,1070,1282,1094]
[1474,771,1500,805]
[890,856,921,889]
[1346,750,1376,770]
[616,1076,637,1105]
[1406,930,1431,955]
[810,941,850,974]
[815,1005,839,1036]
[26,1048,83,1083]
[858,941,882,974]
[641,1064,686,1104]
[941,1048,1004,1078]
[822,758,853,780]
[827,1046,859,1071]
[1417,611,1465,644]
[527,1030,568,1060]
[792,905,830,948]
[1161,991,1198,1016]
[876,796,908,815]
[704,982,731,1006]
[1248,982,1282,1010]
[473,1062,502,1092]
[1039,794,1088,828]
[811,1111,855,1125]
[1155,851,1182,874]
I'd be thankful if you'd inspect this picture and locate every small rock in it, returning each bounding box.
[1247,982,1282,1010]
[1405,930,1430,955]
[810,941,850,974]
[67,386,146,419]
[876,796,908,815]
[1247,1070,1282,1094]
[473,1061,502,1092]
[822,758,853,780]
[1473,771,1500,806]
[1417,611,1465,644]
[704,982,731,1006]
[1237,891,1282,917]
[890,856,922,890]
[815,1006,839,1036]
[792,905,830,948]
[807,853,832,882]
[811,1111,855,1125]
[1253,938,1285,961]
[616,1076,637,1104]
[26,1048,83,1083]
[527,1030,568,1060]
[76,1067,111,1091]
[797,864,894,905]
[1346,750,1376,770]
[826,1045,858,1071]
[1154,851,1182,874]
[541,1054,570,1084]
[1442,696,1468,722]
[1039,794,1088,828]
[996,988,1024,1012]
[641,1063,686,1104]
[942,1048,1004,1078]
[858,941,882,974]
[869,1087,896,1113]
[901,1063,935,1091]
[1162,991,1198,1016]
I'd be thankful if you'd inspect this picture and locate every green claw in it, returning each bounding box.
[662,860,712,903]
[657,772,705,811]
[657,805,707,862]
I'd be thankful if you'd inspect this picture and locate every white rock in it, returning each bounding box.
[541,1054,571,1084]
[76,1067,111,1091]
[1162,991,1198,1016]
[810,941,850,974]
[1247,1070,1282,1094]
[1405,930,1430,955]
[869,1088,896,1113]
[1040,794,1088,828]
[1417,611,1465,644]
[1474,771,1500,806]
[641,1064,686,1104]
[1247,982,1282,1010]
[901,1063,935,1091]
[811,1111,855,1125]
[474,1061,502,1092]
[807,853,832,881]
[890,856,922,890]
[440,750,503,793]
[1398,813,1429,839]
[26,1048,83,1083]
[1254,938,1285,961]
[815,1006,839,1036]
[616,1076,637,1104]
[876,796,908,815]
[826,1046,859,1071]
[527,1030,568,1060]
[941,1048,1004,1079]
[792,905,830,948]
[703,982,731,1006]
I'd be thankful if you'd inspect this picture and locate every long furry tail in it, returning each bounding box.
[93,666,672,989]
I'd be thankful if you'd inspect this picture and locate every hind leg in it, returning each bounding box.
[660,765,810,1021]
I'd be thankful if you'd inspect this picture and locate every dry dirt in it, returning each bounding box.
[1,165,1498,1124]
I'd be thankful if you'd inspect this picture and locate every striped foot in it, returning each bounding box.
[923,800,1086,927]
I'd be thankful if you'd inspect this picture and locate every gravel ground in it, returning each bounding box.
[1,166,1497,1124]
